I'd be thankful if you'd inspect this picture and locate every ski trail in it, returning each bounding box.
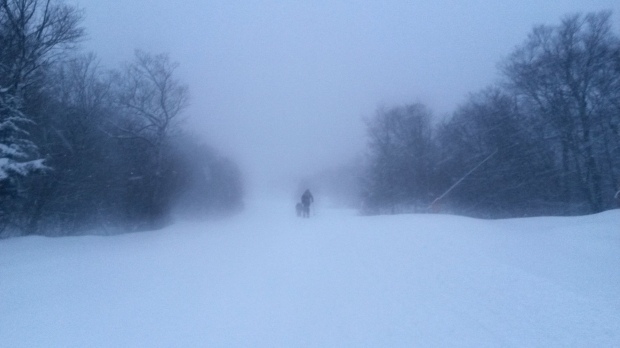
[1,200,619,347]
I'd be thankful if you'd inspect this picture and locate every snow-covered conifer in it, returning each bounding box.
[0,87,46,182]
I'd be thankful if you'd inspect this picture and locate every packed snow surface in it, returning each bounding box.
[1,198,619,347]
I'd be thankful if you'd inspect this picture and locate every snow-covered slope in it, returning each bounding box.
[1,199,619,347]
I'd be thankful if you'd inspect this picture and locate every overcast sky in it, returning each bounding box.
[73,0,620,193]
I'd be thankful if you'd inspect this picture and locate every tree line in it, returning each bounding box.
[362,11,620,217]
[0,0,243,237]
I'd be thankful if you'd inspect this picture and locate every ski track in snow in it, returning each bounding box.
[1,198,619,347]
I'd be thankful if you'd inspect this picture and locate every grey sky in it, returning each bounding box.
[73,0,620,192]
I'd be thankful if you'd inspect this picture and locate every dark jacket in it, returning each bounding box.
[301,190,314,206]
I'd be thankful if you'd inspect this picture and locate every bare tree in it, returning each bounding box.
[114,51,188,160]
[362,103,435,214]
[0,0,84,95]
[0,0,83,234]
[502,11,620,213]
[21,53,120,234]
[112,50,189,229]
[435,88,559,216]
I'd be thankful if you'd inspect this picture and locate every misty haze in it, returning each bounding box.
[1,0,620,346]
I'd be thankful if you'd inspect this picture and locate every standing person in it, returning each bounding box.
[301,189,314,218]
